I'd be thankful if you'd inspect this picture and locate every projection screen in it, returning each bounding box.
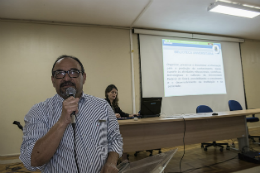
[139,34,246,115]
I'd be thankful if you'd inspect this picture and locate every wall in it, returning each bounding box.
[240,39,260,128]
[1,20,259,156]
[0,21,140,156]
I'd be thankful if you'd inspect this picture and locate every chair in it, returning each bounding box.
[13,121,23,130]
[196,105,230,151]
[228,100,260,143]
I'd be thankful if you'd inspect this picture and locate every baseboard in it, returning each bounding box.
[248,126,260,129]
[0,153,20,157]
[0,159,21,164]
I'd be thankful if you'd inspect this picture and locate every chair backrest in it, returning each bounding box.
[196,105,213,113]
[228,100,242,111]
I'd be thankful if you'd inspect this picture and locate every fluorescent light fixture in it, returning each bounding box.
[208,1,260,18]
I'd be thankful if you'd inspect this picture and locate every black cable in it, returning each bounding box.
[72,123,80,173]
[169,116,241,173]
[169,116,187,173]
[169,116,186,173]
[179,116,186,173]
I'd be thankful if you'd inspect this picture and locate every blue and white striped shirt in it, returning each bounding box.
[20,93,123,173]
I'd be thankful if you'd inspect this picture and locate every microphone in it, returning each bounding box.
[66,87,76,126]
[66,87,80,172]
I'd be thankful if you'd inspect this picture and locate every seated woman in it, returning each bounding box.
[105,84,137,119]
[105,84,138,162]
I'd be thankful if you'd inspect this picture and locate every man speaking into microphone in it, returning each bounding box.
[20,55,123,173]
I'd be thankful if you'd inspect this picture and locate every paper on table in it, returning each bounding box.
[161,113,213,119]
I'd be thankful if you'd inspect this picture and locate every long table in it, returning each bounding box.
[118,109,260,152]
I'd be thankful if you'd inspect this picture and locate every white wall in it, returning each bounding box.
[240,39,260,128]
[0,21,140,155]
[0,20,259,156]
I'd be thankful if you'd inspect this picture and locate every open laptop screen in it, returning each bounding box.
[140,97,162,118]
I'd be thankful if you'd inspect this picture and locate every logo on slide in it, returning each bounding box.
[213,45,220,54]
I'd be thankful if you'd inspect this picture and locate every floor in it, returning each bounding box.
[1,127,259,173]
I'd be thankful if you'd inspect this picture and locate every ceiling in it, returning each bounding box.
[1,0,260,40]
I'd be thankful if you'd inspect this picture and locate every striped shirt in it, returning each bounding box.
[20,93,123,173]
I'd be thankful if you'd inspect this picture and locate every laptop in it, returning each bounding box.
[140,97,162,118]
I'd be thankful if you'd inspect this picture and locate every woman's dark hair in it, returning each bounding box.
[105,84,119,108]
[51,55,85,76]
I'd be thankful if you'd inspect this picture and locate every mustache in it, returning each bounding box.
[60,81,75,87]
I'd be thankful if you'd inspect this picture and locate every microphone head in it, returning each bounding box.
[66,87,76,97]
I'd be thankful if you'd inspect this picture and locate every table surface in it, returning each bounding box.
[118,108,260,125]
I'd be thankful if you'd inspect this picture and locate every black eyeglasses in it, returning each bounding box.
[53,69,82,79]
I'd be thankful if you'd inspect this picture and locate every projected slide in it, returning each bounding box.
[162,39,226,97]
